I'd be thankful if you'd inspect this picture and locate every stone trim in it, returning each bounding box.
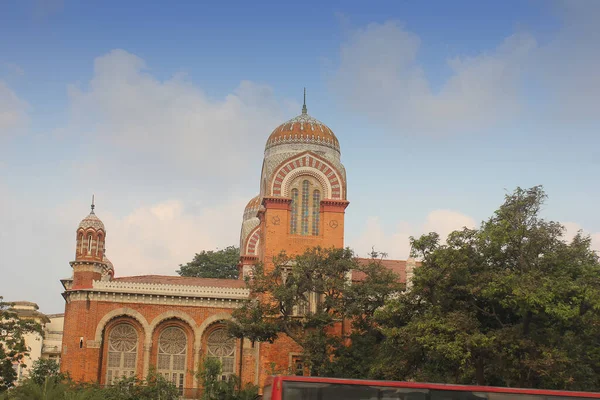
[94,307,150,344]
[149,310,199,342]
[262,197,292,210]
[245,227,261,255]
[197,313,234,341]
[269,152,344,199]
[320,199,350,212]
[65,291,247,309]
[91,280,250,299]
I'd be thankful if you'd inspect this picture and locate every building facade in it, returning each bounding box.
[59,99,411,397]
[8,302,64,383]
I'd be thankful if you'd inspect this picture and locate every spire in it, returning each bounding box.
[90,194,95,214]
[301,87,307,115]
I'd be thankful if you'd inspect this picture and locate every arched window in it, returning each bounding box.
[78,233,84,255]
[157,327,187,394]
[288,177,324,237]
[301,180,309,235]
[96,235,102,256]
[87,235,92,254]
[290,189,298,234]
[206,327,236,380]
[312,190,320,235]
[106,323,138,384]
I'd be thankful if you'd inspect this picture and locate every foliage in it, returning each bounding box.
[228,246,402,376]
[29,359,63,386]
[99,371,179,400]
[178,246,240,279]
[197,357,259,400]
[375,186,600,391]
[0,297,43,392]
[2,371,178,400]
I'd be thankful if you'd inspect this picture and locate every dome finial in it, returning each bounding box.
[91,194,95,214]
[302,87,307,115]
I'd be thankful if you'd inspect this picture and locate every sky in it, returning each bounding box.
[1,0,599,313]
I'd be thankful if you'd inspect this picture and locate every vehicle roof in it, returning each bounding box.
[266,376,600,398]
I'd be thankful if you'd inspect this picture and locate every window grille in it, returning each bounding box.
[290,188,298,234]
[301,180,309,235]
[105,324,138,385]
[289,177,323,237]
[157,327,187,395]
[312,190,320,235]
[207,328,236,380]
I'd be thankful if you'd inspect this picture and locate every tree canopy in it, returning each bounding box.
[0,297,43,392]
[374,186,600,391]
[228,247,402,376]
[177,246,240,279]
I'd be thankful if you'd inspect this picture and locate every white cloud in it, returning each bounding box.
[0,80,28,137]
[0,49,295,312]
[66,49,289,183]
[562,222,600,254]
[353,214,600,261]
[531,1,600,122]
[329,21,535,135]
[329,1,600,134]
[351,210,476,259]
[100,198,247,276]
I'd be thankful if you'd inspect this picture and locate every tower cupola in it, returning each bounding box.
[75,196,106,262]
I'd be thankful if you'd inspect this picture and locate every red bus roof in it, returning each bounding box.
[265,376,600,398]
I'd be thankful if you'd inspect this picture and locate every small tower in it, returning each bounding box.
[71,197,112,288]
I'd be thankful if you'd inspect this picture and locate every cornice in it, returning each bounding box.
[91,280,250,299]
[262,196,292,210]
[70,260,105,267]
[320,199,350,212]
[62,290,246,309]
[240,255,259,264]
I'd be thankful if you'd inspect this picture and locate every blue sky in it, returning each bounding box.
[1,0,599,313]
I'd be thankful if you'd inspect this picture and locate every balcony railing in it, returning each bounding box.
[42,345,61,354]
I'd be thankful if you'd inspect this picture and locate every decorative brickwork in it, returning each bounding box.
[245,227,261,255]
[60,101,410,395]
[270,152,344,200]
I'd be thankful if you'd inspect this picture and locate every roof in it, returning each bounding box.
[265,110,339,153]
[9,301,39,308]
[112,275,247,288]
[103,255,114,270]
[354,258,413,283]
[243,195,261,221]
[268,376,600,398]
[9,307,50,323]
[78,211,105,231]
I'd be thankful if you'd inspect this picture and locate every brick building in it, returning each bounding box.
[59,97,414,396]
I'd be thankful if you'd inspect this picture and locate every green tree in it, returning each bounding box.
[228,246,402,377]
[177,246,240,279]
[375,186,600,391]
[29,358,63,386]
[197,357,259,400]
[0,297,43,392]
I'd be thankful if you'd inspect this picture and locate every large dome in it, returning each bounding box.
[265,108,339,153]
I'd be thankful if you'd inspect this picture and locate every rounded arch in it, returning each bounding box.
[270,152,343,199]
[95,307,150,344]
[102,317,145,385]
[197,313,233,346]
[244,226,261,256]
[149,310,199,347]
[282,168,329,198]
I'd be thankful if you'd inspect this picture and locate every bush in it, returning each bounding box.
[197,357,259,400]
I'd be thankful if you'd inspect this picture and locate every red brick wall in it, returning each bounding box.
[61,300,254,387]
